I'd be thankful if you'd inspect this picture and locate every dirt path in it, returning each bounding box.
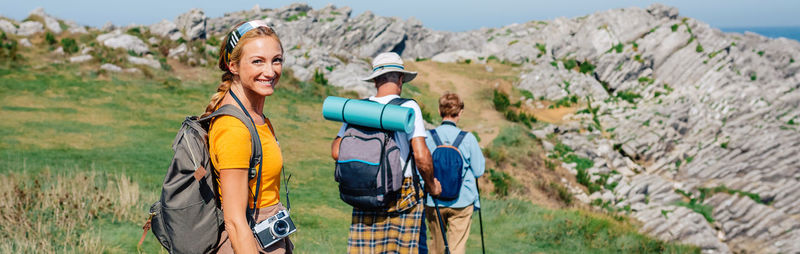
[406,61,584,209]
[407,61,512,147]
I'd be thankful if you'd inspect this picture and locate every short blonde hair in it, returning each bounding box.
[438,92,464,118]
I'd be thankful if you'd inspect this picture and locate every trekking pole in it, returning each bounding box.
[432,198,451,254]
[476,180,485,254]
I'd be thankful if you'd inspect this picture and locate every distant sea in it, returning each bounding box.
[719,26,800,42]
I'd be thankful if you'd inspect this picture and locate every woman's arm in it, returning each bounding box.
[220,168,258,254]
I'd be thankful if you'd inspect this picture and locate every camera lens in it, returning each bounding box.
[273,220,289,237]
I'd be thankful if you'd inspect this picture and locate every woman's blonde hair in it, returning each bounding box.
[439,92,464,118]
[201,22,283,118]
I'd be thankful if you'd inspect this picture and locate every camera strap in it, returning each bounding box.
[228,90,292,220]
[229,90,265,226]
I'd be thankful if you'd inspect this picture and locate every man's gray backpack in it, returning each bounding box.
[140,105,262,253]
[335,98,415,209]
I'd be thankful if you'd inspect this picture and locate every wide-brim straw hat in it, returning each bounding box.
[361,52,417,83]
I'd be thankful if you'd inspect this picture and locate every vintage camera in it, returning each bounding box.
[253,209,296,248]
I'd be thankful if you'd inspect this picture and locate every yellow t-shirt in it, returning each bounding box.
[209,115,283,208]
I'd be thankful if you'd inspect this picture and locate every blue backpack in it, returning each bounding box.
[429,129,468,201]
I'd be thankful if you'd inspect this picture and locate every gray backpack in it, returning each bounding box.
[335,98,416,209]
[141,104,263,253]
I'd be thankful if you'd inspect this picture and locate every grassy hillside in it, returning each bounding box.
[0,57,699,253]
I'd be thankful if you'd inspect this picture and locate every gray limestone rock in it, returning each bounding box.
[100,63,122,72]
[0,19,16,35]
[168,43,188,58]
[149,19,180,39]
[175,8,207,40]
[327,62,373,97]
[17,21,44,36]
[18,38,32,47]
[97,30,150,55]
[64,20,87,34]
[127,55,160,69]
[69,54,92,63]
[29,8,62,34]
[431,50,480,63]
[646,4,680,20]
[101,22,115,32]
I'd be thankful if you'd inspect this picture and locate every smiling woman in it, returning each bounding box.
[201,20,294,253]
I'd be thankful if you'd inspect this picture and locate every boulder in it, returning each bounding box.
[101,21,115,32]
[646,3,679,20]
[0,19,16,35]
[69,55,93,63]
[65,21,87,34]
[127,55,161,69]
[97,30,149,55]
[327,62,373,97]
[168,43,188,58]
[431,50,481,63]
[149,19,180,39]
[19,38,32,47]
[100,63,122,72]
[16,21,44,36]
[175,8,207,40]
[205,44,219,55]
[29,8,62,34]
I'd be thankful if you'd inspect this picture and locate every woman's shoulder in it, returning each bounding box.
[210,115,249,133]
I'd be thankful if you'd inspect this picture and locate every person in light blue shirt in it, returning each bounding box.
[423,92,485,254]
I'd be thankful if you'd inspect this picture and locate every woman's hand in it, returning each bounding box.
[220,168,259,254]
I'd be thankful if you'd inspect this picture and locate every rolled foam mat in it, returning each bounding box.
[322,96,415,133]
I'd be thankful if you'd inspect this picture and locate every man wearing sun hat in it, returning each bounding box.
[331,52,441,253]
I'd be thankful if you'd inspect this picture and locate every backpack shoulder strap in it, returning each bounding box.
[405,150,423,203]
[429,129,443,146]
[388,97,413,106]
[452,131,468,148]
[199,104,263,171]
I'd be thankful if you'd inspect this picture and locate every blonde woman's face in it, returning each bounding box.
[232,37,283,97]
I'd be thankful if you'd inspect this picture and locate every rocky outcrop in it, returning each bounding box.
[65,20,87,34]
[0,19,16,35]
[29,8,62,34]
[96,30,149,55]
[149,19,181,40]
[17,21,44,36]
[175,8,207,40]
[167,43,187,58]
[501,4,800,254]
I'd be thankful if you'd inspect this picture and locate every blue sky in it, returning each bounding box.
[1,0,798,32]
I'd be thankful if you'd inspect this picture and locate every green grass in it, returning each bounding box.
[1,61,699,253]
[470,199,700,253]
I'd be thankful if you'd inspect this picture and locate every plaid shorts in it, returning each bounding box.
[347,177,424,254]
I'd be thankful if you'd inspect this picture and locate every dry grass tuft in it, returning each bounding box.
[0,170,144,253]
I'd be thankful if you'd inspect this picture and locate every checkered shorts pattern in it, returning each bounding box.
[347,177,423,254]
